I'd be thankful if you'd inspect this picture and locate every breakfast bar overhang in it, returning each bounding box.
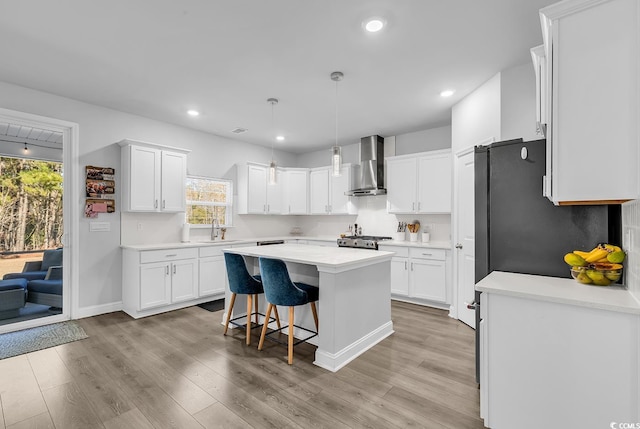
[223,243,395,372]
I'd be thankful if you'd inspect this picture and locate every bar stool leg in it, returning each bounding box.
[254,294,259,325]
[258,303,273,351]
[246,294,253,345]
[273,306,281,329]
[310,302,318,331]
[288,307,295,365]
[223,293,237,335]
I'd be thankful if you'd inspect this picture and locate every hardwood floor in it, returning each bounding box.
[0,301,485,429]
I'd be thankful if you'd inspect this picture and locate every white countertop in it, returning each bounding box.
[476,271,640,314]
[223,243,394,272]
[121,236,451,251]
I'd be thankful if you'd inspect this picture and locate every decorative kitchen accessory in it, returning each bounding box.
[330,71,344,177]
[267,98,278,185]
[181,223,190,242]
[422,231,430,243]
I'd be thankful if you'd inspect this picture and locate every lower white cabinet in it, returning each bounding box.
[380,245,450,307]
[123,245,230,319]
[198,246,227,297]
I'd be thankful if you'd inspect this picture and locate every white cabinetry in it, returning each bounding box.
[119,139,189,212]
[198,246,227,297]
[282,168,309,214]
[480,289,640,428]
[309,165,356,215]
[379,245,449,307]
[387,150,452,214]
[236,163,283,214]
[123,247,199,317]
[539,0,639,204]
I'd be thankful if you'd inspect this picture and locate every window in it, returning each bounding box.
[185,176,233,227]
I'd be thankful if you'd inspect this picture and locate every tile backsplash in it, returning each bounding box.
[622,199,640,300]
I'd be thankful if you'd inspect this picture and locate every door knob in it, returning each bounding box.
[455,243,463,249]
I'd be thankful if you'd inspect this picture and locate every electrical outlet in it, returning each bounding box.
[137,222,143,230]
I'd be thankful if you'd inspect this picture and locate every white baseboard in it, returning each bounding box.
[74,301,123,319]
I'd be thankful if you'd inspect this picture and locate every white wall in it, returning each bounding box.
[0,80,296,311]
[500,62,539,142]
[451,73,501,153]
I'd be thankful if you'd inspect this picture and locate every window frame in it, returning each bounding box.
[185,175,233,228]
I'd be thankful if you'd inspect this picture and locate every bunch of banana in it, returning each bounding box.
[564,244,625,286]
[565,243,625,266]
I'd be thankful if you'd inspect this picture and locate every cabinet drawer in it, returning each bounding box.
[140,248,198,264]
[199,245,228,258]
[379,245,409,257]
[409,248,445,261]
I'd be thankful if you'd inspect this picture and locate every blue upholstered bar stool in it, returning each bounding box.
[223,253,280,345]
[257,257,319,365]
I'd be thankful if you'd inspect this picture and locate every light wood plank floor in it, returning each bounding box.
[0,301,485,429]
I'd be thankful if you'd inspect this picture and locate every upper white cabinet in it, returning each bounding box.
[539,0,639,204]
[309,164,356,215]
[282,168,309,214]
[119,139,189,212]
[236,162,283,214]
[387,149,452,214]
[530,44,548,138]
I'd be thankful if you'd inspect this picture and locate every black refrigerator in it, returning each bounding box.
[473,138,621,382]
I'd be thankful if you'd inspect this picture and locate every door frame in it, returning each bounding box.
[451,138,494,323]
[0,107,79,334]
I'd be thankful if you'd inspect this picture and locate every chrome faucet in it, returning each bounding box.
[211,217,220,240]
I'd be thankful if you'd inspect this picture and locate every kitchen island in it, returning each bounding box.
[476,271,640,428]
[223,243,395,372]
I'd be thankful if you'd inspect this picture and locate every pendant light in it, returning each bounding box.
[331,71,343,177]
[267,97,278,185]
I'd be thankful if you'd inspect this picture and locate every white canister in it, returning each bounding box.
[395,231,405,241]
[409,232,418,242]
[422,232,430,243]
[181,223,190,242]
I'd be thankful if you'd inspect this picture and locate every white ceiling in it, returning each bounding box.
[0,0,556,153]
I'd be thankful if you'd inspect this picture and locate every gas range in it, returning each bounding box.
[337,235,392,250]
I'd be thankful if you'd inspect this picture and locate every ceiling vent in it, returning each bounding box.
[231,127,248,134]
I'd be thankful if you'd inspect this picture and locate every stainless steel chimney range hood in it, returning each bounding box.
[346,135,386,196]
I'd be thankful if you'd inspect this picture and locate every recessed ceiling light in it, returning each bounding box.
[440,90,455,97]
[187,109,200,117]
[364,18,385,33]
[276,135,285,141]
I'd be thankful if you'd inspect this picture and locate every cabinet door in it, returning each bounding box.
[129,146,161,211]
[390,257,409,296]
[246,164,268,213]
[544,0,639,203]
[329,165,352,214]
[285,170,309,214]
[417,152,451,213]
[386,158,417,213]
[140,262,171,310]
[161,151,187,212]
[171,259,198,303]
[266,169,283,214]
[410,258,446,302]
[309,168,329,214]
[199,256,226,297]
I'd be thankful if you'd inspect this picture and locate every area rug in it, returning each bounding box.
[197,299,224,312]
[0,321,88,359]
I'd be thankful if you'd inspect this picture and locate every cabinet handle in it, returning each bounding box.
[173,265,176,274]
[404,261,407,270]
[155,200,158,209]
[418,202,421,211]
[165,254,177,257]
[422,253,432,257]
[165,266,169,275]
[412,202,415,211]
[411,262,414,271]
[267,204,270,213]
[162,200,166,209]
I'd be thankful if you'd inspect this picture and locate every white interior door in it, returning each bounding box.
[455,149,476,328]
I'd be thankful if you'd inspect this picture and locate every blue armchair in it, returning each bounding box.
[3,248,63,282]
[2,249,63,309]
